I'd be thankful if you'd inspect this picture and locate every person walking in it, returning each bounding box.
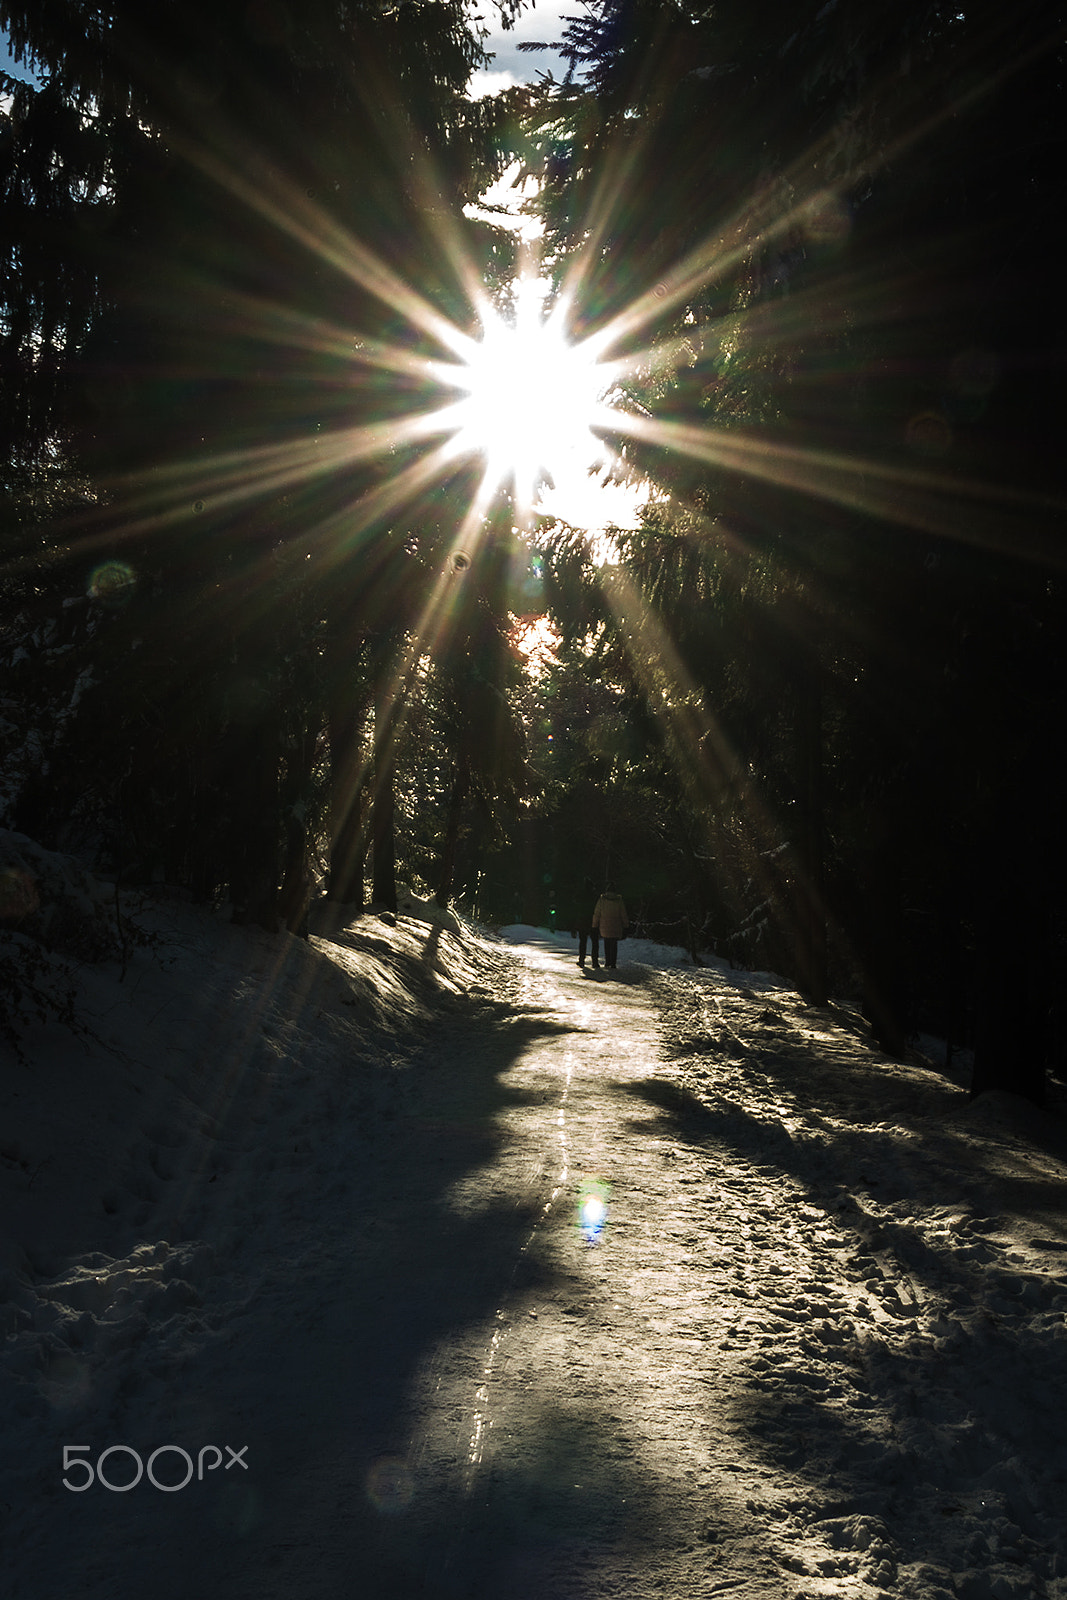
[573,875,600,969]
[592,881,628,970]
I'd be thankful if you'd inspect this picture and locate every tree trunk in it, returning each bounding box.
[371,748,396,915]
[227,689,280,930]
[328,759,369,906]
[278,717,318,937]
[970,784,1048,1105]
[434,759,469,908]
[326,621,369,906]
[857,851,909,1058]
[796,658,828,1005]
[370,630,399,914]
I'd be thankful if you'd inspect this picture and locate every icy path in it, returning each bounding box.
[385,934,1067,1600]
[4,922,1067,1600]
[255,935,1066,1600]
[387,942,1067,1600]
[390,939,796,1599]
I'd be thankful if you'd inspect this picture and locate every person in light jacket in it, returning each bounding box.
[591,882,628,970]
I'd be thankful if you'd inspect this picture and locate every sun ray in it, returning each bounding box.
[173,125,471,363]
[551,109,661,317]
[593,554,837,988]
[329,475,500,878]
[28,414,460,577]
[179,280,466,389]
[557,19,1062,377]
[41,5,1060,754]
[601,411,1065,568]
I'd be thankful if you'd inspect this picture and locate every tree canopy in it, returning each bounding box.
[3,0,1064,1100]
[507,0,1065,1096]
[2,0,530,924]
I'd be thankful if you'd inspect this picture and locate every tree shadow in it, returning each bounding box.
[5,948,632,1599]
[621,1072,1067,1264]
[644,967,1067,1216]
[272,1399,680,1600]
[616,1070,1067,1587]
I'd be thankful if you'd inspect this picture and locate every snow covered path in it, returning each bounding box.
[393,937,1067,1600]
[3,911,1067,1599]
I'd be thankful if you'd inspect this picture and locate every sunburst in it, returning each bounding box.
[427,278,623,524]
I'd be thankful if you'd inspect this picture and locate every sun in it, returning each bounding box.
[433,279,619,519]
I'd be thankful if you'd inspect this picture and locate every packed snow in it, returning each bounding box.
[2,859,1066,1599]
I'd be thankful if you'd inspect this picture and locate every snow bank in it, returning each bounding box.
[1,857,517,1590]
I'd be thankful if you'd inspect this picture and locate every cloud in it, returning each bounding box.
[468,67,521,99]
[474,0,571,84]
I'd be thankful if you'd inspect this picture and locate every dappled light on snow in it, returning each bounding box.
[2,878,1067,1596]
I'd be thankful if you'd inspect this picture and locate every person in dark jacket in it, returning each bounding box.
[592,882,629,970]
[573,875,600,969]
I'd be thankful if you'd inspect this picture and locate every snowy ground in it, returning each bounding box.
[2,886,1066,1599]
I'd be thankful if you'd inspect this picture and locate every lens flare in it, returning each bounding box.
[577,1179,611,1244]
[365,1455,414,1514]
[88,560,137,605]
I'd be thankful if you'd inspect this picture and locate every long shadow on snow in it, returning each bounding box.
[298,1397,675,1600]
[643,964,1067,1251]
[620,1076,1066,1301]
[18,978,663,1600]
[619,1075,1067,1581]
[188,999,673,1599]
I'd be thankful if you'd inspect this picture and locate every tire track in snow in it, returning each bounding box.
[394,950,609,1596]
[463,1014,577,1487]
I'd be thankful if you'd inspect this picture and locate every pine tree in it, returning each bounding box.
[522,0,1064,1091]
[2,0,524,925]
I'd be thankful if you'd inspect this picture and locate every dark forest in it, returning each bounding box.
[3,0,1064,1102]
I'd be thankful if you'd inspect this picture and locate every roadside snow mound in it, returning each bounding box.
[1,829,123,961]
[1,859,516,1455]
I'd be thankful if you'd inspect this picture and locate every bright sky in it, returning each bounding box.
[465,6,648,533]
[462,162,644,535]
[469,0,575,97]
[1,29,38,85]
[1,12,571,94]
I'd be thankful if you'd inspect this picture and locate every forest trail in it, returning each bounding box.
[341,935,1066,1600]
[5,920,1066,1600]
[387,936,807,1600]
[202,932,1063,1600]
